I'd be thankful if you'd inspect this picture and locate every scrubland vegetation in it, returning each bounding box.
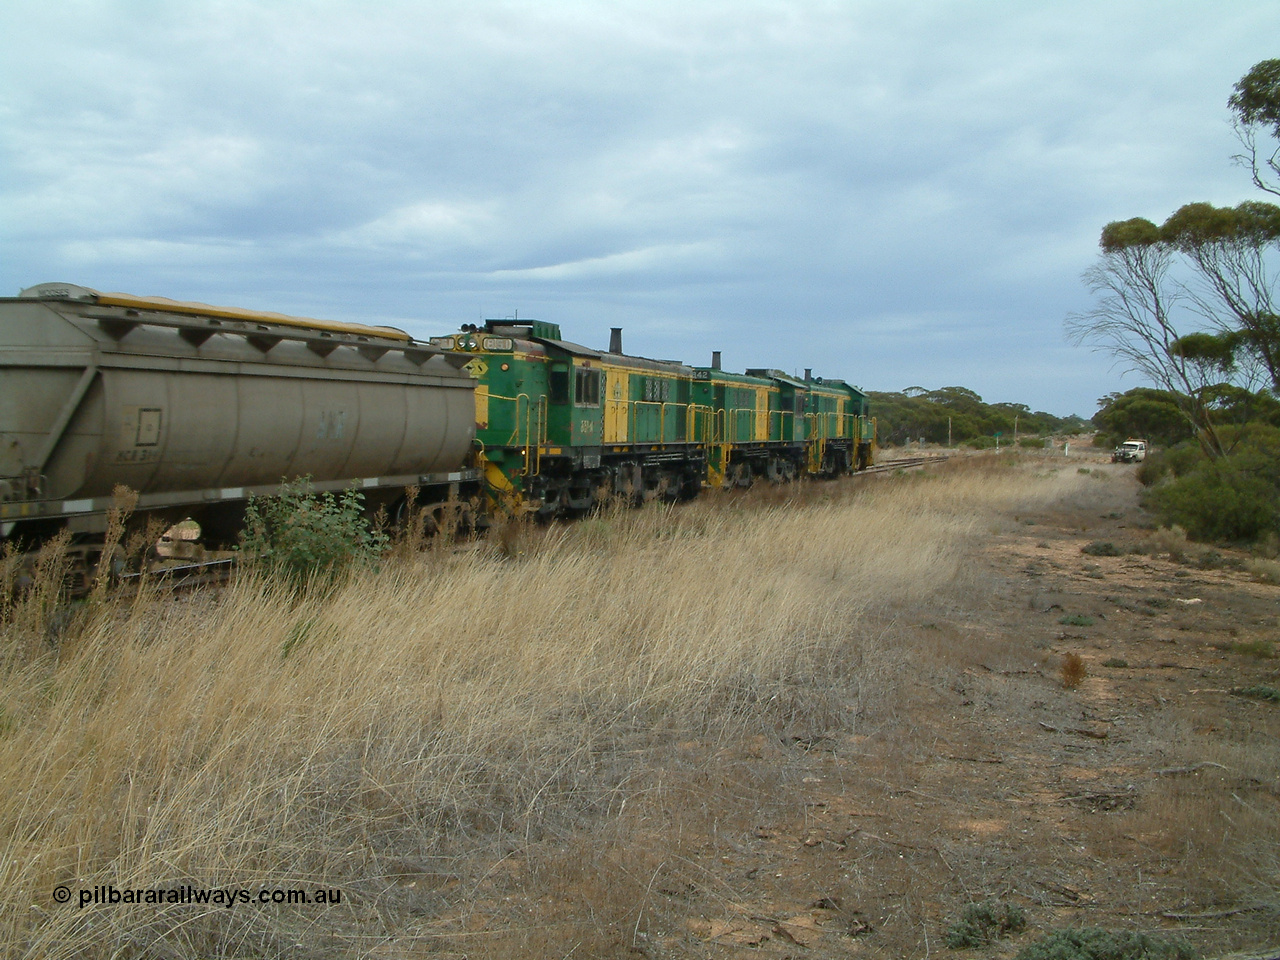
[868,386,1087,446]
[1091,389,1280,546]
[1,456,1276,958]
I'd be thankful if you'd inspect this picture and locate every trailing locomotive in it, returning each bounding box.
[0,284,874,551]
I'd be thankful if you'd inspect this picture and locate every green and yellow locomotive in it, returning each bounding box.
[431,319,875,518]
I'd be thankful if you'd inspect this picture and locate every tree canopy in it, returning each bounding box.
[1230,58,1280,196]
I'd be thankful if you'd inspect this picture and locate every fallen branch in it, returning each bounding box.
[1039,721,1109,739]
[1156,762,1229,777]
[1160,904,1265,920]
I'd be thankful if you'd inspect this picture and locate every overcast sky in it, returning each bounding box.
[2,2,1277,416]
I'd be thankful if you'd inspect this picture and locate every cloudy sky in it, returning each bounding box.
[2,2,1277,416]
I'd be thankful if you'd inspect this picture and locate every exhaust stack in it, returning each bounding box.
[711,350,721,370]
[609,327,623,353]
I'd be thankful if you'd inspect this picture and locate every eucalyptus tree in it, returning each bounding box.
[1070,61,1280,458]
[1067,217,1228,456]
[1160,200,1280,392]
[1230,58,1280,197]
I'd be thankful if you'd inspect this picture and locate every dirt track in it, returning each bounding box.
[571,461,1280,959]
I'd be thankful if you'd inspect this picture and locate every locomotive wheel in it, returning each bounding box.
[417,501,474,537]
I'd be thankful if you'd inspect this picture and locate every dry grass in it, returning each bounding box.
[1061,652,1087,689]
[1245,556,1280,585]
[0,459,1192,958]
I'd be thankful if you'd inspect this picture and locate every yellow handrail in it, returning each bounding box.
[508,393,530,448]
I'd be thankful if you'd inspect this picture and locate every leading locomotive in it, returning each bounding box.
[428,319,875,518]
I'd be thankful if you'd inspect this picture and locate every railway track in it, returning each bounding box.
[860,454,952,474]
[97,457,949,596]
[115,556,237,592]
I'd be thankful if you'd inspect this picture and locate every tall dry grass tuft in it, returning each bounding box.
[1061,652,1087,689]
[0,458,1103,957]
[1,530,75,671]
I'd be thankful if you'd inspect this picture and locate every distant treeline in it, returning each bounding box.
[869,387,1089,447]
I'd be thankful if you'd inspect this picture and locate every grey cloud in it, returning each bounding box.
[2,1,1278,414]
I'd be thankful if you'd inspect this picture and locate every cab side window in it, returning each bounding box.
[575,368,600,406]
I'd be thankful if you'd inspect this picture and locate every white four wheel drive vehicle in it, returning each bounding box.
[1111,438,1148,463]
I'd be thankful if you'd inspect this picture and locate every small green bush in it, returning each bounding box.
[1014,927,1195,960]
[1018,436,1047,449]
[1233,685,1280,702]
[1101,658,1128,668]
[1229,639,1275,658]
[946,900,1026,948]
[240,479,388,590]
[965,436,997,450]
[1082,541,1120,557]
[1059,614,1095,627]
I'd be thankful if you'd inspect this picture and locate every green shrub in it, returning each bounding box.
[946,900,1026,948]
[1143,460,1278,543]
[1135,441,1202,487]
[1082,541,1120,556]
[240,479,388,590]
[1229,639,1275,659]
[1018,436,1047,449]
[965,436,996,450]
[1014,927,1195,960]
[1059,614,1095,627]
[1138,426,1280,544]
[1233,684,1280,702]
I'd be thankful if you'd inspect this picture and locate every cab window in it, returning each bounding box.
[575,368,600,406]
